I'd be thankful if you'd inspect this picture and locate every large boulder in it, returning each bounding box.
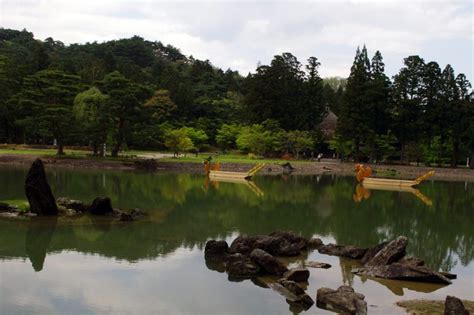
[308,237,324,249]
[88,197,113,215]
[229,236,259,255]
[204,240,229,262]
[398,256,425,267]
[225,253,260,278]
[278,279,314,308]
[360,241,389,264]
[318,244,368,259]
[250,248,288,276]
[365,236,408,267]
[445,296,469,315]
[353,263,452,284]
[24,159,58,215]
[283,267,310,282]
[316,285,367,315]
[268,231,308,251]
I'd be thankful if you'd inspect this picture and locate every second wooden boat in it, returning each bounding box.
[361,170,435,188]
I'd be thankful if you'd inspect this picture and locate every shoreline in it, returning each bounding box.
[1,153,474,182]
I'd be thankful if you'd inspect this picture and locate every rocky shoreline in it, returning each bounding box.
[1,153,474,181]
[204,232,468,314]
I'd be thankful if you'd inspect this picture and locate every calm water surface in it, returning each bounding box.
[0,166,473,314]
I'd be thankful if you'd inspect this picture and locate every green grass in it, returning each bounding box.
[0,148,312,165]
[161,153,310,165]
[1,199,30,212]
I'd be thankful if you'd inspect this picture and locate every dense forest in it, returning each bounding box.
[0,28,472,167]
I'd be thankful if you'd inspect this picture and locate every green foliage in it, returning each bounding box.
[180,127,208,151]
[329,135,354,159]
[236,124,278,156]
[15,69,82,155]
[73,87,109,155]
[163,128,195,156]
[279,130,314,159]
[216,124,241,150]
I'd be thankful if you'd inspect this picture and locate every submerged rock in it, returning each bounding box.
[305,261,331,269]
[316,285,367,315]
[352,263,452,285]
[250,248,288,276]
[445,296,469,315]
[204,240,229,262]
[283,267,310,282]
[24,159,58,215]
[88,197,113,215]
[318,244,368,259]
[365,236,408,267]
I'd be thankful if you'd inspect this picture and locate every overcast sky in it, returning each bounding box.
[1,0,473,81]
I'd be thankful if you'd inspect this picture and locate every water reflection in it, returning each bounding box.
[0,167,473,275]
[25,218,57,271]
[353,183,433,206]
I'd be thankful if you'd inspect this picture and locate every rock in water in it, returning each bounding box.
[88,197,113,215]
[250,248,288,276]
[316,286,367,315]
[318,244,368,259]
[353,263,452,285]
[225,253,260,278]
[204,240,229,262]
[24,159,58,215]
[445,296,469,315]
[365,236,408,267]
[283,267,310,282]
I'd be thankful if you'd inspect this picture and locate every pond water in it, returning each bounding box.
[0,166,473,314]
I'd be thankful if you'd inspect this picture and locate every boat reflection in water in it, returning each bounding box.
[204,176,264,197]
[353,183,433,206]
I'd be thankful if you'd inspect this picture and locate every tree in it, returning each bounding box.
[98,71,151,157]
[337,46,372,161]
[181,127,208,152]
[280,130,314,159]
[73,87,109,156]
[164,128,194,157]
[236,124,277,156]
[392,55,426,163]
[216,124,241,150]
[143,89,177,123]
[16,70,82,155]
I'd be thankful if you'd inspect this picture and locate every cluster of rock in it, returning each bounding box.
[56,196,145,221]
[318,236,454,284]
[0,158,145,221]
[205,231,329,311]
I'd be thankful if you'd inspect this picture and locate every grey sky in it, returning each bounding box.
[1,0,473,80]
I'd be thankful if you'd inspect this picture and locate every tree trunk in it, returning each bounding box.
[92,144,99,156]
[451,140,459,168]
[111,119,125,157]
[56,141,65,155]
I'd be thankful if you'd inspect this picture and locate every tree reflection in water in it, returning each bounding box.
[0,168,472,275]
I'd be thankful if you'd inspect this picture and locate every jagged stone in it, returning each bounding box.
[316,285,367,315]
[283,267,310,282]
[24,159,58,215]
[445,296,469,315]
[250,248,288,276]
[365,236,408,267]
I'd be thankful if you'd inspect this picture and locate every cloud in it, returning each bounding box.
[0,0,472,80]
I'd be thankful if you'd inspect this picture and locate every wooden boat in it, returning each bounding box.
[361,170,435,188]
[208,163,266,180]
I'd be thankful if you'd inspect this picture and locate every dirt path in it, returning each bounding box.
[1,154,474,182]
